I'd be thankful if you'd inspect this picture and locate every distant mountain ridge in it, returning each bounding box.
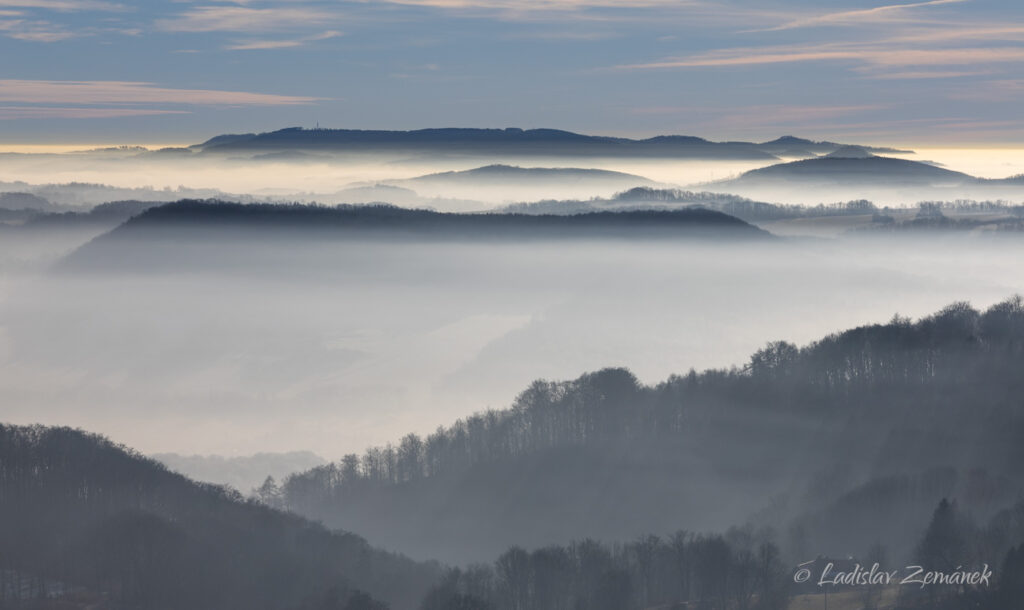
[189,127,908,160]
[758,135,908,156]
[372,164,665,201]
[717,154,977,187]
[403,164,652,183]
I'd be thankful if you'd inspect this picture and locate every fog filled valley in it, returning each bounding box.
[3,129,1024,609]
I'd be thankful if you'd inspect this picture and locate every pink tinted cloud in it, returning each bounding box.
[0,106,189,119]
[157,6,336,33]
[757,0,967,32]
[617,45,1024,69]
[0,80,320,106]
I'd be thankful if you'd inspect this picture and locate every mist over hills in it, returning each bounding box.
[0,166,662,216]
[0,180,250,209]
[391,164,660,189]
[152,451,327,493]
[5,300,1024,608]
[0,191,62,213]
[277,298,1024,565]
[698,152,1024,206]
[722,154,974,186]
[373,164,667,204]
[501,188,1024,238]
[757,135,909,157]
[327,184,489,212]
[18,200,162,228]
[502,187,847,219]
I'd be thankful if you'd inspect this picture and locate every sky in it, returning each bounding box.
[1,0,1023,145]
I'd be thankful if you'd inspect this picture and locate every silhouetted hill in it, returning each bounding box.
[722,155,975,186]
[22,200,162,228]
[758,136,908,157]
[0,191,57,212]
[824,145,875,159]
[380,164,663,198]
[403,164,655,186]
[280,298,1024,563]
[194,127,786,159]
[0,180,254,208]
[59,201,772,271]
[193,128,918,160]
[0,424,440,609]
[361,164,667,204]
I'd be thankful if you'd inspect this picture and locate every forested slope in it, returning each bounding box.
[280,298,1024,562]
[0,425,440,610]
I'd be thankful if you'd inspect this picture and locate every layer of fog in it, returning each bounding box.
[152,451,326,492]
[1,232,1021,459]
[6,147,1024,212]
[1,151,760,208]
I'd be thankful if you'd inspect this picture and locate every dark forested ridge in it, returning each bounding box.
[0,425,440,610]
[415,498,1024,610]
[504,187,884,221]
[417,531,792,610]
[503,189,1024,233]
[280,298,1024,565]
[192,127,784,159]
[7,200,162,229]
[92,200,768,236]
[190,127,909,160]
[757,135,909,157]
[57,200,772,271]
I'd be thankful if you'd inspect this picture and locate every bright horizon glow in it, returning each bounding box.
[2,144,1024,206]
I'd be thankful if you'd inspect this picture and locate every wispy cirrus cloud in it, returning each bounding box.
[754,0,967,32]
[0,15,74,41]
[0,0,126,11]
[225,39,304,50]
[364,0,698,9]
[888,25,1024,43]
[225,29,342,50]
[857,69,986,79]
[616,44,1024,70]
[0,106,188,119]
[156,6,337,33]
[4,28,74,40]
[0,0,133,42]
[354,0,740,25]
[0,80,320,105]
[498,27,618,40]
